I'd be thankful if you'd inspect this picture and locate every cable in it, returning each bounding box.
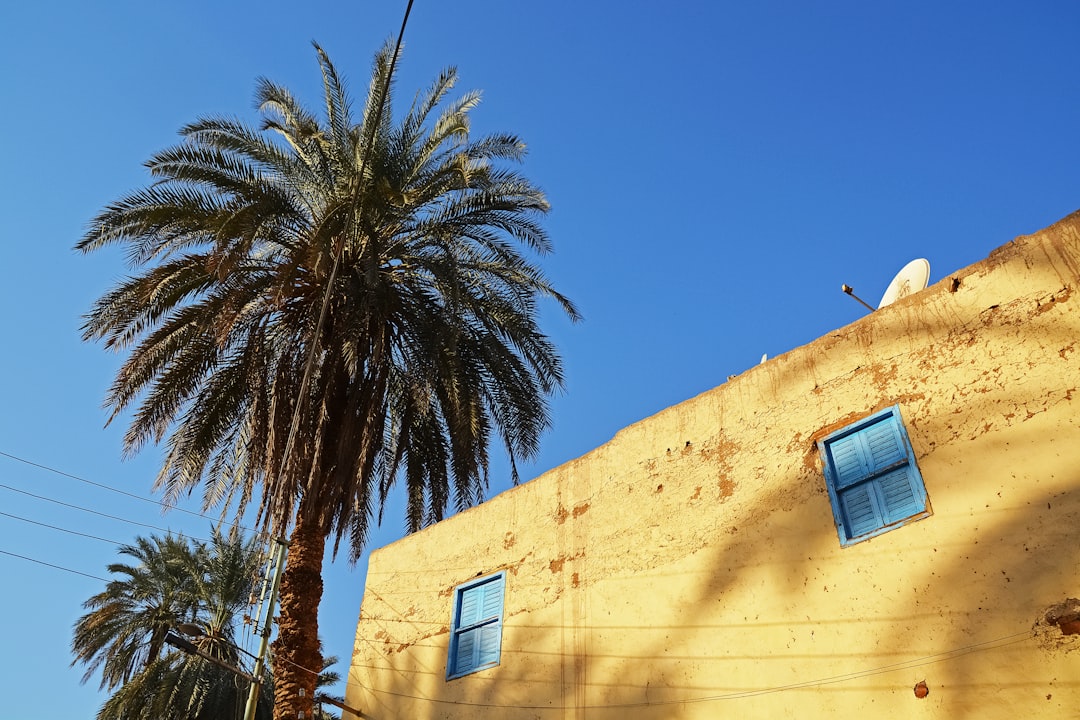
[272,0,415,510]
[269,648,326,678]
[0,449,252,533]
[0,481,211,542]
[0,509,125,545]
[0,548,108,582]
[347,629,1035,710]
[265,0,414,703]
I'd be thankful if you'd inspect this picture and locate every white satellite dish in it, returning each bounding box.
[878,258,930,308]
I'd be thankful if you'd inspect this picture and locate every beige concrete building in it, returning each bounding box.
[345,213,1080,719]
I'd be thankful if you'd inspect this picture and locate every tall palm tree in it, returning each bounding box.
[73,530,271,720]
[77,42,578,720]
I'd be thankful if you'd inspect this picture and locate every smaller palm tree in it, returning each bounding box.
[72,534,200,689]
[73,529,271,720]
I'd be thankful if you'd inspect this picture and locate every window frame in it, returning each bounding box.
[818,405,930,546]
[446,571,506,680]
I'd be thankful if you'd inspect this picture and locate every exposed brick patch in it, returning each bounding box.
[1034,598,1080,652]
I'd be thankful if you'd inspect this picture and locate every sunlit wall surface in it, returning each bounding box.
[346,212,1080,719]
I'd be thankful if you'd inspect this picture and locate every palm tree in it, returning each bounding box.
[73,530,271,720]
[77,41,578,720]
[72,534,200,690]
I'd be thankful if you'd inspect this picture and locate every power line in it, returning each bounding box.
[347,629,1034,710]
[260,1,414,713]
[0,449,252,533]
[270,649,326,678]
[0,509,125,545]
[0,548,108,582]
[0,481,211,542]
[270,0,415,522]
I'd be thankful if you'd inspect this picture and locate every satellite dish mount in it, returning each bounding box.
[842,258,930,313]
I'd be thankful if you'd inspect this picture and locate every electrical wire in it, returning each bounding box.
[0,548,108,582]
[348,582,1039,709]
[0,509,125,545]
[272,0,415,509]
[346,629,1035,710]
[269,648,327,678]
[0,481,211,542]
[0,449,252,533]
[263,0,414,704]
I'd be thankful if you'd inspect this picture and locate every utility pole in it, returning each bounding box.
[244,537,289,720]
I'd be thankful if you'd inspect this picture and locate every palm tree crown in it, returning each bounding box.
[77,42,577,719]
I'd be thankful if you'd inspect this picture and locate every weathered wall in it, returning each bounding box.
[346,213,1080,719]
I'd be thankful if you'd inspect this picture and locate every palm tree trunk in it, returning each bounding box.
[271,505,325,720]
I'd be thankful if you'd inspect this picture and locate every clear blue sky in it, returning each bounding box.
[2,2,1079,716]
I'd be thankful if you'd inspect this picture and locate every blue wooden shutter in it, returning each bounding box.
[877,467,920,523]
[456,583,485,674]
[863,415,920,523]
[831,414,904,489]
[839,483,880,538]
[477,579,504,666]
[453,626,477,673]
[830,432,870,489]
[481,578,504,621]
[458,583,484,626]
[862,416,904,470]
[477,623,502,667]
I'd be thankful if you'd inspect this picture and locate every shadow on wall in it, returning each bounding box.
[348,486,1080,719]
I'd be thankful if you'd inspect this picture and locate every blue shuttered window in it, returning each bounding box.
[818,406,930,545]
[447,572,506,679]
